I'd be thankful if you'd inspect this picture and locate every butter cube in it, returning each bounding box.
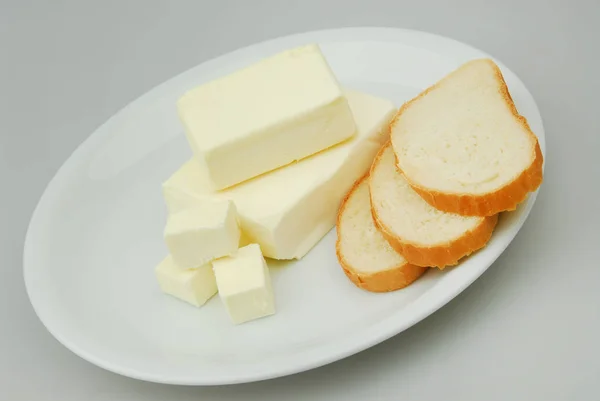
[164,200,240,268]
[163,90,396,260]
[155,255,217,307]
[212,244,275,324]
[177,44,356,190]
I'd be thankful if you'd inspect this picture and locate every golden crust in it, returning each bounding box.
[335,175,428,292]
[390,58,544,217]
[369,143,499,269]
[373,208,498,268]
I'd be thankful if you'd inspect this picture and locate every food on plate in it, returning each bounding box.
[156,47,542,320]
[336,175,428,292]
[212,244,276,324]
[163,90,395,260]
[163,200,240,268]
[390,58,543,216]
[177,44,356,190]
[369,143,498,268]
[155,255,217,307]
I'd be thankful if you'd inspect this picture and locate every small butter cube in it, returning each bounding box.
[212,244,275,324]
[164,200,240,268]
[177,44,356,190]
[155,255,217,307]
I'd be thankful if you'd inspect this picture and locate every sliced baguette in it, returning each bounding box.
[370,143,498,268]
[336,175,427,292]
[390,59,543,217]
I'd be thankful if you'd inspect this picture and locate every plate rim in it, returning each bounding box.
[23,26,546,385]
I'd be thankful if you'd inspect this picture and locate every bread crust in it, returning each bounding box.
[335,175,428,292]
[369,144,499,269]
[390,58,544,217]
[373,207,498,268]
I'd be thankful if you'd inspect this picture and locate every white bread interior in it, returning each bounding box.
[390,59,543,216]
[370,143,498,268]
[336,175,427,292]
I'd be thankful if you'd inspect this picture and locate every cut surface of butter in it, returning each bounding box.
[164,199,240,268]
[176,44,356,190]
[155,255,217,307]
[164,90,396,260]
[212,244,275,324]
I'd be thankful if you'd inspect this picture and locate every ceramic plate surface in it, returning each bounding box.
[24,27,545,385]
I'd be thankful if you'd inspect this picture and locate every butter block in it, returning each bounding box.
[177,44,356,190]
[164,90,396,260]
[155,255,217,307]
[212,244,275,324]
[164,199,240,268]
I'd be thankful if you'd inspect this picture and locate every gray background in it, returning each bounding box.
[1,0,598,399]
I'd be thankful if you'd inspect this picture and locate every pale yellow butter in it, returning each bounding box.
[155,255,217,307]
[212,244,275,324]
[164,90,396,259]
[164,199,240,268]
[176,44,356,190]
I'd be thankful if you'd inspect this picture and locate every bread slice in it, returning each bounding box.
[336,175,427,292]
[370,143,498,268]
[390,59,543,217]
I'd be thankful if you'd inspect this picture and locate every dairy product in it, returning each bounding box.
[212,244,275,324]
[155,255,217,307]
[164,200,240,268]
[176,44,356,190]
[164,90,396,259]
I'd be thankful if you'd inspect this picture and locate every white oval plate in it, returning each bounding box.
[24,27,545,385]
